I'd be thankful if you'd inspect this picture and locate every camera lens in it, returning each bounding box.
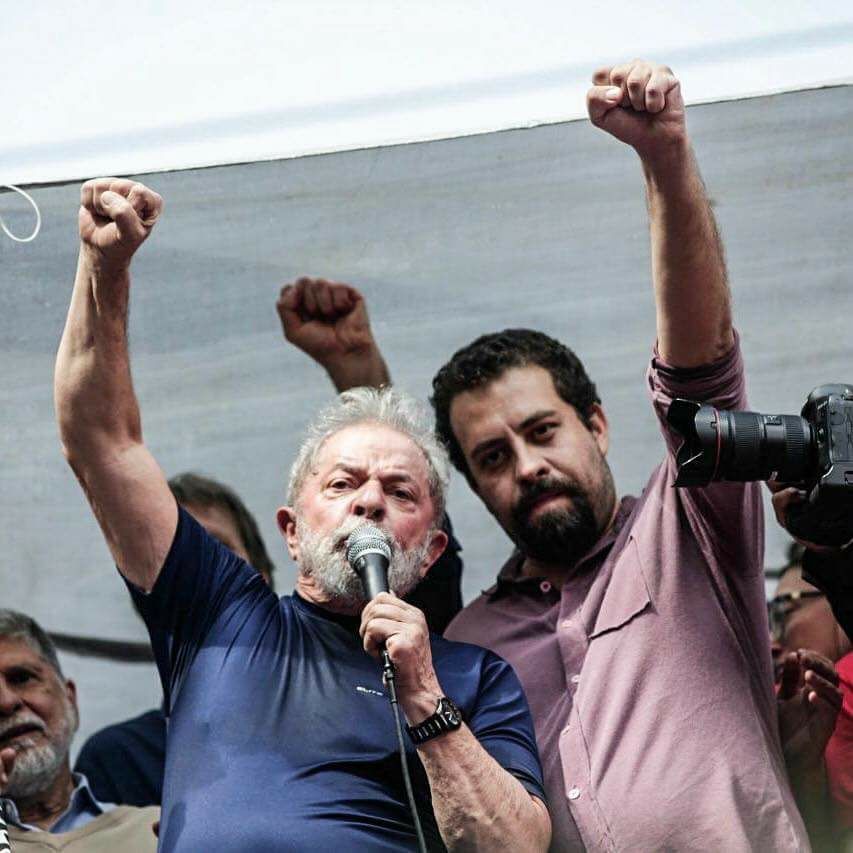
[668,399,815,486]
[716,411,813,482]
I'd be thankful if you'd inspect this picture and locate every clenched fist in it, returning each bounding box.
[587,60,686,159]
[78,178,163,271]
[277,276,390,391]
[360,592,443,721]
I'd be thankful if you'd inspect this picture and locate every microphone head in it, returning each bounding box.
[345,525,392,571]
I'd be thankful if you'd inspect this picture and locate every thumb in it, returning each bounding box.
[277,286,304,339]
[587,85,623,125]
[100,191,147,246]
[778,652,802,700]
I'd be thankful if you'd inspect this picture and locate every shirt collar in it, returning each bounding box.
[486,495,637,599]
[1,772,110,832]
[292,591,363,634]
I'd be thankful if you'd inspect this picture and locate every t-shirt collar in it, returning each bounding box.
[292,590,364,633]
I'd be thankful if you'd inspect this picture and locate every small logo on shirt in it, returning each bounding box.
[356,685,385,697]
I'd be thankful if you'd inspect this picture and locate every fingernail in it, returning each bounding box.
[100,191,116,207]
[606,87,621,101]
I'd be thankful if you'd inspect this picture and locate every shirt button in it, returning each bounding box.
[568,787,581,801]
[561,619,571,629]
[539,580,552,593]
[570,674,580,685]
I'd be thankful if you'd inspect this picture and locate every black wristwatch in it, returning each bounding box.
[406,696,463,745]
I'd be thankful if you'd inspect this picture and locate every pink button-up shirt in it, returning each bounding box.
[446,338,810,851]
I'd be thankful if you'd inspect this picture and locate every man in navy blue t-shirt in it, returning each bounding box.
[55,178,551,852]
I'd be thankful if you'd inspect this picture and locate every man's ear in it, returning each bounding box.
[65,678,79,732]
[587,403,610,456]
[276,506,300,562]
[419,528,449,578]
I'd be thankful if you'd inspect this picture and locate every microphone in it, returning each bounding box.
[346,525,429,852]
[346,525,392,601]
[346,525,396,684]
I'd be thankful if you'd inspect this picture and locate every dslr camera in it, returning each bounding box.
[668,384,853,546]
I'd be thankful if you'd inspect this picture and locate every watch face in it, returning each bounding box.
[438,699,462,727]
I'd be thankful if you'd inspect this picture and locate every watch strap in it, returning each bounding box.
[406,697,463,745]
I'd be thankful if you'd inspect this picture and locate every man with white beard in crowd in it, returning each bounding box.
[0,610,158,850]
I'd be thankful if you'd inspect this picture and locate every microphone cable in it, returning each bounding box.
[347,525,429,852]
[381,650,428,853]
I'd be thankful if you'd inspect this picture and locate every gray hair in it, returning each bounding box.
[0,610,63,677]
[288,386,450,522]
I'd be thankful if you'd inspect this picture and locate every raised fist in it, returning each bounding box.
[587,60,686,158]
[277,276,389,391]
[78,178,163,270]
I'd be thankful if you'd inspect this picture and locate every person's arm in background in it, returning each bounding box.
[54,178,176,591]
[771,482,853,642]
[775,647,843,850]
[766,480,853,848]
[587,60,732,368]
[277,276,463,632]
[276,276,390,392]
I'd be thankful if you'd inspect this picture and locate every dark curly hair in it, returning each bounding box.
[431,329,600,485]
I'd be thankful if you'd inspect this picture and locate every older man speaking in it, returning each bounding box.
[54,179,550,852]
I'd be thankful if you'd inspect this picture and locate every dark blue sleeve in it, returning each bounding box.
[467,651,547,804]
[128,506,272,711]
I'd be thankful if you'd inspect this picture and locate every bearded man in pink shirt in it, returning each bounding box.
[430,59,817,851]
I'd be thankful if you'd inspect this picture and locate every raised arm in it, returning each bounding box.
[588,60,733,367]
[55,178,176,592]
[276,276,390,392]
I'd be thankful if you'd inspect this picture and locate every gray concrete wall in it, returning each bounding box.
[1,85,851,750]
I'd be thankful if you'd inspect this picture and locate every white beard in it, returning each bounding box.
[3,702,76,800]
[296,517,430,610]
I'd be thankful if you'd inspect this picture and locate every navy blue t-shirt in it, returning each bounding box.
[132,508,544,852]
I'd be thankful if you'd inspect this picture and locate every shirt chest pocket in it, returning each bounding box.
[584,536,652,640]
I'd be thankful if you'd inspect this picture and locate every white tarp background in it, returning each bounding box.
[2,1,852,186]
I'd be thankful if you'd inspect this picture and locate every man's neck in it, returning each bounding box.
[521,498,621,589]
[13,765,75,831]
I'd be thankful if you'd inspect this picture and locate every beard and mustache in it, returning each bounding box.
[0,699,77,800]
[510,471,612,567]
[296,516,431,610]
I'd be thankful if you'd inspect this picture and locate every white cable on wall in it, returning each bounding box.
[0,185,42,243]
